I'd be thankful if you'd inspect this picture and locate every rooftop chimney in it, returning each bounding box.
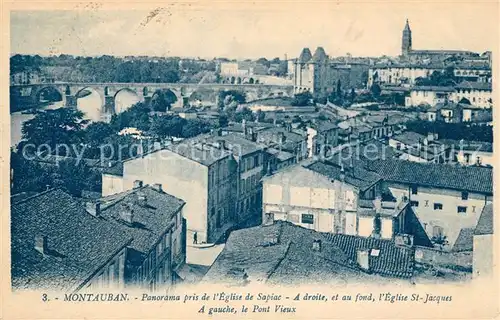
[217,139,226,150]
[85,201,101,217]
[312,239,322,252]
[278,132,286,144]
[242,119,248,135]
[133,180,143,189]
[339,164,345,182]
[426,132,434,143]
[120,203,134,225]
[263,212,274,226]
[373,196,382,214]
[137,192,147,205]
[357,249,370,271]
[35,235,48,255]
[152,183,162,192]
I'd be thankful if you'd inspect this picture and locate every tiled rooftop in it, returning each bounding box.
[451,228,474,252]
[203,221,388,285]
[306,160,381,192]
[455,81,492,91]
[474,204,493,236]
[391,131,427,146]
[324,233,415,278]
[364,159,493,194]
[164,137,233,166]
[11,189,133,291]
[99,185,185,254]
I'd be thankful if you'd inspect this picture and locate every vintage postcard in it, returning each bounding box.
[1,1,499,319]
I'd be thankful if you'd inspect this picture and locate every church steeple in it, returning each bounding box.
[402,19,412,56]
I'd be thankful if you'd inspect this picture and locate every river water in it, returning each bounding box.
[11,90,140,147]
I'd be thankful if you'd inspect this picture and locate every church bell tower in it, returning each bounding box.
[402,19,412,56]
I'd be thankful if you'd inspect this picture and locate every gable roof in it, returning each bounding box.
[474,204,493,235]
[391,131,427,145]
[324,233,415,278]
[11,189,133,292]
[451,228,474,252]
[203,221,384,285]
[364,159,493,194]
[263,164,335,189]
[455,81,492,91]
[306,160,381,192]
[164,137,234,166]
[99,185,185,255]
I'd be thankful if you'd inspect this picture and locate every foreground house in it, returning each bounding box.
[364,159,493,250]
[11,185,186,292]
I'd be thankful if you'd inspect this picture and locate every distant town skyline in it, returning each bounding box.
[10,2,498,59]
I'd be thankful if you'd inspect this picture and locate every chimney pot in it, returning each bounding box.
[152,183,162,192]
[133,180,143,189]
[120,203,134,225]
[356,249,370,271]
[312,239,322,252]
[85,201,101,217]
[35,235,48,255]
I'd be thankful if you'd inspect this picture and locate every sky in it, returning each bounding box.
[10,2,499,59]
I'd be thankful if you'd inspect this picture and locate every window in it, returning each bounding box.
[464,153,471,163]
[457,206,467,214]
[411,185,418,195]
[461,191,469,200]
[410,200,419,207]
[432,225,444,238]
[301,213,314,224]
[434,203,443,210]
[254,155,260,167]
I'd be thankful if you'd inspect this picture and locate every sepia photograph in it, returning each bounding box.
[2,1,498,318]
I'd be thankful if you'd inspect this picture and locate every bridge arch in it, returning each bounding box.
[74,87,104,122]
[150,88,179,111]
[31,85,63,105]
[114,88,140,114]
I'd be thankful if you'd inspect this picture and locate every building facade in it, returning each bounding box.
[102,133,265,244]
[364,160,493,251]
[262,162,383,235]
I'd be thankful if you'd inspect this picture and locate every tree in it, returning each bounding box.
[256,109,266,122]
[291,92,313,106]
[151,89,178,111]
[218,115,229,128]
[349,88,356,102]
[149,115,186,138]
[256,57,270,68]
[82,122,114,147]
[370,84,382,98]
[232,107,255,123]
[181,119,212,138]
[21,108,87,149]
[336,80,342,97]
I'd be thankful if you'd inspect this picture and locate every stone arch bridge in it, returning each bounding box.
[10,82,294,120]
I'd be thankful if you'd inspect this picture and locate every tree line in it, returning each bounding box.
[10,54,218,84]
